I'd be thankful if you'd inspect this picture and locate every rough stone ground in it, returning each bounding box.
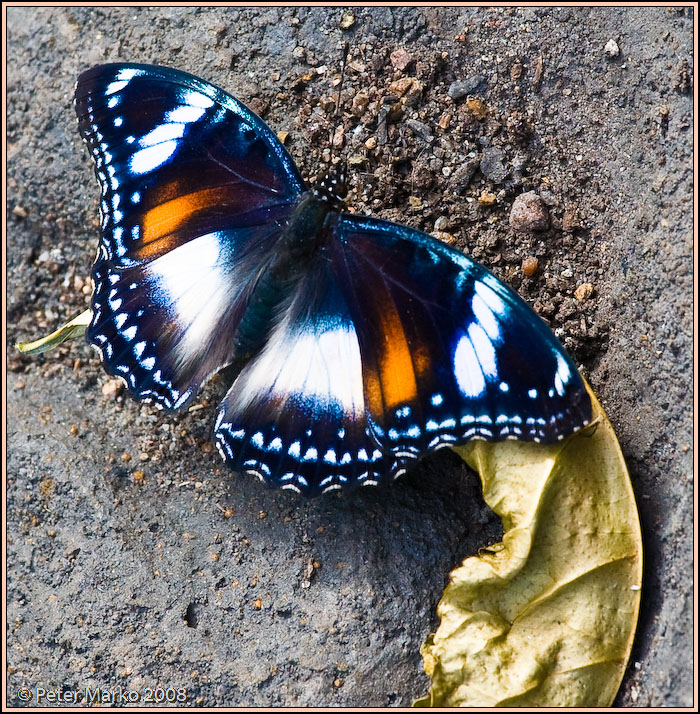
[6,6,693,708]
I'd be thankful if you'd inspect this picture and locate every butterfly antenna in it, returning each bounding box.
[335,42,350,118]
[330,41,351,166]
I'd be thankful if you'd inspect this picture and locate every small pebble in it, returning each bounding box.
[438,112,452,130]
[538,187,557,206]
[389,77,414,97]
[386,102,403,123]
[432,230,456,245]
[451,159,480,191]
[406,118,433,143]
[478,191,497,206]
[340,10,355,29]
[575,283,595,301]
[521,256,539,277]
[466,98,488,120]
[480,146,508,184]
[351,90,369,115]
[509,191,550,232]
[101,378,123,399]
[318,95,335,112]
[533,55,544,90]
[562,206,581,232]
[448,75,485,100]
[40,478,55,497]
[604,39,620,58]
[434,216,451,232]
[331,125,344,149]
[13,205,28,218]
[390,48,412,71]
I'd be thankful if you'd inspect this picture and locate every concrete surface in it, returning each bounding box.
[6,6,693,707]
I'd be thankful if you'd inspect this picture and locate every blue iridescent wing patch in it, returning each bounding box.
[75,63,592,496]
[75,64,304,408]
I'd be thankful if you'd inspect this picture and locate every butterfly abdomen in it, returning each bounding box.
[232,192,338,362]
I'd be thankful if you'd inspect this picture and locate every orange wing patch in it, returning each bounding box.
[136,185,230,260]
[376,304,418,409]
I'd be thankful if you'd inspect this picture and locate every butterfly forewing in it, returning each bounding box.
[333,215,592,475]
[75,64,305,409]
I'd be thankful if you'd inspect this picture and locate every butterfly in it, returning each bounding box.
[74,63,592,496]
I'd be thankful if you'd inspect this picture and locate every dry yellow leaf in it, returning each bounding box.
[415,384,642,707]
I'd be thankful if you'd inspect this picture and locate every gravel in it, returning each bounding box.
[6,6,693,707]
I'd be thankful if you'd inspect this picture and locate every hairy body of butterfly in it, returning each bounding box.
[75,63,592,496]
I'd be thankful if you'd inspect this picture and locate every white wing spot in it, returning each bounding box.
[129,141,178,174]
[166,105,206,123]
[454,334,486,398]
[139,122,186,148]
[468,322,497,378]
[471,293,501,341]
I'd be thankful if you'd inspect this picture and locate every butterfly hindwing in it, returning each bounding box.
[75,64,305,408]
[214,257,385,495]
[332,214,592,475]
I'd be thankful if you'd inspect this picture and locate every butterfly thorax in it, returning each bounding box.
[312,163,348,206]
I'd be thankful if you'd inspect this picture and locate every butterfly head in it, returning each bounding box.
[313,162,348,206]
